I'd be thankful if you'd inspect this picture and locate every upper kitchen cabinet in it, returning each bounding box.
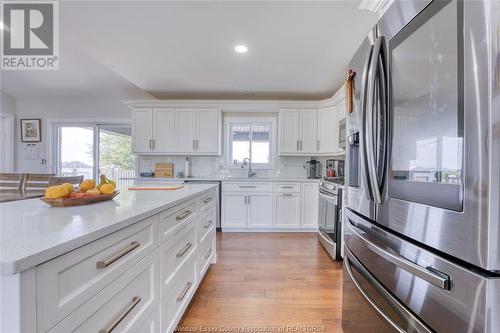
[278,108,318,155]
[132,107,221,155]
[317,102,345,155]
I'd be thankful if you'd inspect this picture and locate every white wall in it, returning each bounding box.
[0,92,17,172]
[15,100,131,173]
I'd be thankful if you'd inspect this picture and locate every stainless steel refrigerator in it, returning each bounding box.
[342,0,500,332]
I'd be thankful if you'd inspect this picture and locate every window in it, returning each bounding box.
[225,117,276,169]
[52,123,136,188]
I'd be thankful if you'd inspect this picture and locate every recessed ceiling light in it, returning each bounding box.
[234,45,248,53]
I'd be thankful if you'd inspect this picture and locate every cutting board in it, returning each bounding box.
[128,185,184,191]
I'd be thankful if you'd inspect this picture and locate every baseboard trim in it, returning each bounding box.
[221,227,318,233]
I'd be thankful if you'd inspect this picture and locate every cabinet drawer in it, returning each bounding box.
[197,190,215,214]
[37,216,158,333]
[159,200,196,244]
[199,228,215,278]
[48,251,159,333]
[198,205,216,242]
[274,183,300,193]
[160,257,198,333]
[160,222,197,297]
[222,182,272,192]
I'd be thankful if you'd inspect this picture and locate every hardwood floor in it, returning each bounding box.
[178,232,344,332]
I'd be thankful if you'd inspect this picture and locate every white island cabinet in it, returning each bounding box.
[0,184,218,333]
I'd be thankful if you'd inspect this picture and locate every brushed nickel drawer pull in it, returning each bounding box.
[176,242,193,258]
[177,281,193,302]
[204,220,213,229]
[96,241,140,269]
[239,185,256,189]
[176,210,192,221]
[204,248,213,260]
[281,186,294,189]
[98,296,141,333]
[282,193,293,197]
[203,197,213,203]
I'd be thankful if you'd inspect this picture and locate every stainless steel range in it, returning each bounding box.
[317,178,343,261]
[342,1,500,332]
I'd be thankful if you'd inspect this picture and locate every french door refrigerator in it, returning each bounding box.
[342,0,500,332]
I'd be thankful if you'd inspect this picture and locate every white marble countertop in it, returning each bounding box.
[0,184,217,275]
[125,176,321,182]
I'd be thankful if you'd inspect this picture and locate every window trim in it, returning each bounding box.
[224,116,276,170]
[50,121,136,180]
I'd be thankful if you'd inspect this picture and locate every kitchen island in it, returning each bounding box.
[0,184,218,333]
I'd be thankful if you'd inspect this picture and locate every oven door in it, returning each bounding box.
[318,190,337,240]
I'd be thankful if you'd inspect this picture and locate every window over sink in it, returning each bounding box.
[225,117,276,169]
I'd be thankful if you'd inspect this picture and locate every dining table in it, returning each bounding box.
[0,190,45,203]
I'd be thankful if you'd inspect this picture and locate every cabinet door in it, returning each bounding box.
[299,109,318,153]
[222,193,247,227]
[248,193,274,227]
[196,108,219,154]
[279,109,300,154]
[132,108,153,153]
[153,108,177,152]
[301,182,319,228]
[275,193,301,227]
[176,108,196,153]
[317,106,337,154]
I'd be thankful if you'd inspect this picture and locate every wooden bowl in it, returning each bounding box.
[41,191,119,207]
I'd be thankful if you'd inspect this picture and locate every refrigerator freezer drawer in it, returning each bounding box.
[344,208,500,333]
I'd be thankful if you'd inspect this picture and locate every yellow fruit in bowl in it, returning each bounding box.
[86,188,101,196]
[79,179,96,192]
[100,183,115,195]
[45,185,70,199]
[61,183,74,194]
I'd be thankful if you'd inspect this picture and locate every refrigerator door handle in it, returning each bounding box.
[347,216,451,291]
[344,247,433,333]
[365,37,384,204]
[360,44,375,202]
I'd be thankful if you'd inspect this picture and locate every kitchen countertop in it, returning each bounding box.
[124,176,321,182]
[0,184,217,275]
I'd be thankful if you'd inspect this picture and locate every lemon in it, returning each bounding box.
[100,183,115,195]
[86,188,101,196]
[79,179,96,192]
[45,185,70,199]
[61,183,74,194]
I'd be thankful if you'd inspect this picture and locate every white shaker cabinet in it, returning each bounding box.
[317,106,338,154]
[176,108,197,153]
[132,108,154,153]
[278,108,318,155]
[275,193,301,228]
[154,108,177,152]
[301,182,319,228]
[132,106,221,155]
[222,193,248,227]
[248,193,274,227]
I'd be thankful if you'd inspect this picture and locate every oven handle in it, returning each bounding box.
[319,191,338,205]
[344,247,433,333]
[346,216,450,291]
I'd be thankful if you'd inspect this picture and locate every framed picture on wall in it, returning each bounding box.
[20,119,42,142]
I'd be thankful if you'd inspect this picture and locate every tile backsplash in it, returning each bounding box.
[138,154,344,178]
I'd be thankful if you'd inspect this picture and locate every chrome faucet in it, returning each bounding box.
[242,157,256,178]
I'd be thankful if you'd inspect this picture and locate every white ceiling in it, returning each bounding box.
[1,1,378,101]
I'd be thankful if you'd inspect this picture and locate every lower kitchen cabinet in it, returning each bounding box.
[275,193,301,227]
[301,182,319,228]
[248,194,274,227]
[222,181,319,231]
[222,193,248,227]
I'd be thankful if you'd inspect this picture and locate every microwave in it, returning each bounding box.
[338,117,346,148]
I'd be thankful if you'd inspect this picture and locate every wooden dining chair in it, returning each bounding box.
[0,173,26,191]
[48,175,84,188]
[23,173,55,192]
